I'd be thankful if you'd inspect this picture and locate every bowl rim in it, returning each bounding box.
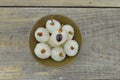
[28,14,82,69]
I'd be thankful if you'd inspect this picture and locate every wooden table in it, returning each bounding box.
[0,1,120,80]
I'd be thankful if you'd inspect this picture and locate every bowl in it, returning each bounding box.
[29,14,82,68]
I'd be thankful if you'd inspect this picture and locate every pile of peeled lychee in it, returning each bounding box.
[34,18,79,62]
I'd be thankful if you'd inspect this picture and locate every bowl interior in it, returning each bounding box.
[29,14,82,68]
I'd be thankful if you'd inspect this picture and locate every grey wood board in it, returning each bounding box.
[0,0,120,7]
[0,8,120,79]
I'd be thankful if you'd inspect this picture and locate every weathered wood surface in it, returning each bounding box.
[0,0,120,7]
[0,8,120,79]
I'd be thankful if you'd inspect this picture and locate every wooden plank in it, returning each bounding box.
[0,0,120,7]
[0,8,120,80]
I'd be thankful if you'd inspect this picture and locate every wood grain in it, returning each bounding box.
[0,8,120,79]
[0,0,120,7]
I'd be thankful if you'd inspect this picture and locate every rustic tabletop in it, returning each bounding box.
[0,0,120,80]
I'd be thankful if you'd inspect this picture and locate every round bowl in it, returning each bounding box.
[29,14,82,68]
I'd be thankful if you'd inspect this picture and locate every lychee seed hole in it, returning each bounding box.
[70,46,74,50]
[68,31,73,35]
[59,52,64,57]
[37,32,43,36]
[41,49,46,54]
